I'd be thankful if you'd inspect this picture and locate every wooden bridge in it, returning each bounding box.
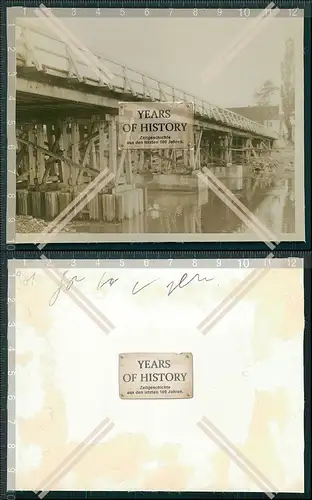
[14,19,279,224]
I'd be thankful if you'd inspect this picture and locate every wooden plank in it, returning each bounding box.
[78,130,99,147]
[71,121,80,185]
[17,78,117,109]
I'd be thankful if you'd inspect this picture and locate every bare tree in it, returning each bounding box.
[254,79,279,107]
[281,38,295,144]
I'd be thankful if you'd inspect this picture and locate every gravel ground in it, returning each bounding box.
[16,216,76,233]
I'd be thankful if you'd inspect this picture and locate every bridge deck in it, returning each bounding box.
[15,19,278,140]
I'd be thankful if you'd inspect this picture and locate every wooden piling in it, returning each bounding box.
[143,188,148,211]
[44,192,59,220]
[30,191,44,219]
[89,194,102,221]
[138,189,144,214]
[100,194,116,222]
[16,190,30,215]
[58,192,73,214]
[115,193,125,222]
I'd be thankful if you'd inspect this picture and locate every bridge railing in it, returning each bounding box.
[15,20,278,139]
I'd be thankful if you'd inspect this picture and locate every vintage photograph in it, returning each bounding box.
[8,7,305,243]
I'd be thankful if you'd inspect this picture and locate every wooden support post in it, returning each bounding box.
[245,138,255,161]
[171,149,177,172]
[149,151,153,171]
[98,121,107,173]
[164,148,170,172]
[201,138,207,166]
[190,146,195,171]
[244,139,249,162]
[209,134,214,163]
[55,124,63,182]
[228,135,233,164]
[28,127,35,186]
[115,147,128,186]
[139,150,144,171]
[109,116,117,181]
[90,141,97,170]
[79,125,86,143]
[125,149,133,184]
[183,146,188,168]
[61,122,70,186]
[71,121,80,186]
[192,129,202,170]
[46,124,55,176]
[157,149,162,171]
[36,124,46,185]
[220,137,224,161]
[19,144,28,177]
[224,135,232,164]
[79,124,88,184]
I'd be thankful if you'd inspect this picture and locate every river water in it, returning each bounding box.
[70,172,295,235]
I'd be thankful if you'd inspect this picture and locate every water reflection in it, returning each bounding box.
[71,172,295,235]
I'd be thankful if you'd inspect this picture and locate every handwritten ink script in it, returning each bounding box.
[15,270,215,306]
[48,271,214,306]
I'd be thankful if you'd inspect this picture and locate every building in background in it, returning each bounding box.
[228,105,288,138]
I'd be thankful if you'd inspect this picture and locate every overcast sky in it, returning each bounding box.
[19,10,303,108]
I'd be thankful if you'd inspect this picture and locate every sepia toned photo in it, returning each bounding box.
[8,259,305,493]
[7,7,305,243]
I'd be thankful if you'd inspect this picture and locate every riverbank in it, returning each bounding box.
[16,215,76,233]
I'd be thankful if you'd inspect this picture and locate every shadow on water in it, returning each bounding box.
[71,174,295,235]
